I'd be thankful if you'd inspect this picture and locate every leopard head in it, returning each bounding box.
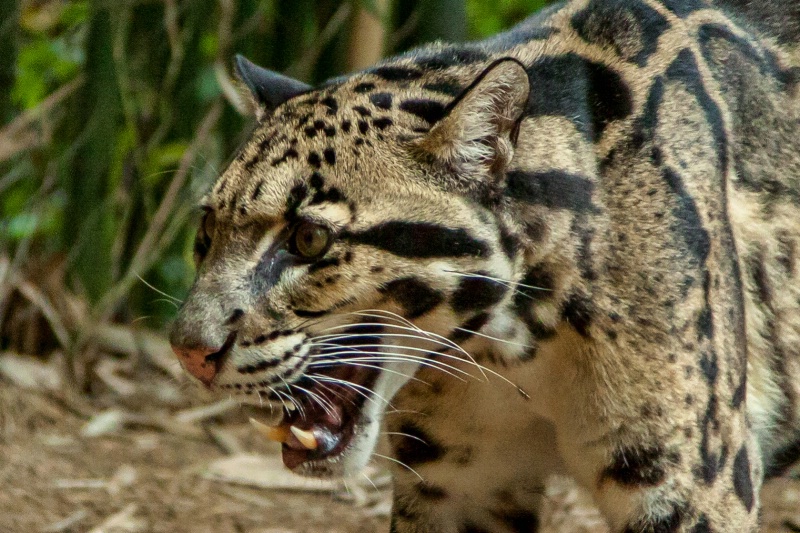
[170,55,532,477]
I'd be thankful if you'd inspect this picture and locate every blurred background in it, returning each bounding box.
[0,1,797,532]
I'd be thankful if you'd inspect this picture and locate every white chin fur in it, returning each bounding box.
[337,359,420,477]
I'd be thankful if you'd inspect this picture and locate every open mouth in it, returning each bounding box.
[250,360,380,470]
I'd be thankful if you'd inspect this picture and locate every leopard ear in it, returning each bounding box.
[415,58,529,183]
[234,55,311,117]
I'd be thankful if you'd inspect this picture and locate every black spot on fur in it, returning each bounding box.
[353,105,371,117]
[226,309,244,325]
[602,445,669,486]
[660,0,704,17]
[498,224,520,258]
[292,307,329,318]
[238,347,294,374]
[766,438,800,478]
[623,504,686,533]
[321,96,338,115]
[696,395,727,484]
[462,525,492,533]
[733,446,754,512]
[307,152,321,169]
[309,172,324,189]
[286,183,308,219]
[372,65,424,82]
[585,62,633,141]
[690,516,712,533]
[354,82,375,93]
[307,257,340,274]
[451,313,491,343]
[493,509,540,533]
[370,92,393,109]
[699,350,718,385]
[571,0,668,66]
[380,277,444,319]
[562,294,593,337]
[373,117,393,130]
[662,166,711,265]
[416,482,447,501]
[251,182,263,200]
[696,306,713,340]
[519,265,556,294]
[342,222,489,259]
[341,120,351,133]
[506,170,597,213]
[666,49,728,173]
[391,421,444,466]
[358,120,369,134]
[525,53,630,140]
[400,99,447,123]
[270,148,298,167]
[512,265,556,339]
[304,126,317,138]
[323,148,336,165]
[451,274,509,313]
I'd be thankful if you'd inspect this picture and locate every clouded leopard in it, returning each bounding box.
[169,0,800,531]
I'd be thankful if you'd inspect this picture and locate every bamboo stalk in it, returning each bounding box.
[347,0,391,71]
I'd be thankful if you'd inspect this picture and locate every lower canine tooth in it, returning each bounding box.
[249,417,289,443]
[290,426,318,450]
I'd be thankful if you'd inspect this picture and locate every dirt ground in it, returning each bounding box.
[1,383,799,533]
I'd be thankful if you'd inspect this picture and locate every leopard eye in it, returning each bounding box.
[290,222,331,259]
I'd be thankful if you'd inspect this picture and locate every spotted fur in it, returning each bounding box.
[171,1,800,531]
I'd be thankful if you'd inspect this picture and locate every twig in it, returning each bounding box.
[41,509,89,532]
[14,279,72,351]
[0,76,85,163]
[174,398,238,424]
[87,504,146,533]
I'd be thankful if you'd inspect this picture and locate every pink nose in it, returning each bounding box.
[171,345,220,386]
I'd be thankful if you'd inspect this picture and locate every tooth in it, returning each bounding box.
[249,417,289,443]
[284,402,297,411]
[290,426,318,450]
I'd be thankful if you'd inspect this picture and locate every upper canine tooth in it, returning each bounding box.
[249,417,289,443]
[290,426,318,450]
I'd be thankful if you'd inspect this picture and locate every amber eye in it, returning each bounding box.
[290,222,331,259]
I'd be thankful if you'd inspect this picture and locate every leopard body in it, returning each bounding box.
[170,0,800,531]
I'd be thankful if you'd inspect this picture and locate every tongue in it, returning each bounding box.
[283,447,311,469]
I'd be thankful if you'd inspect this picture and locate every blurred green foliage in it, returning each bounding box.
[1,0,553,333]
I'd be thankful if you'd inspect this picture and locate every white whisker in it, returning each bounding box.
[453,327,534,349]
[371,452,424,481]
